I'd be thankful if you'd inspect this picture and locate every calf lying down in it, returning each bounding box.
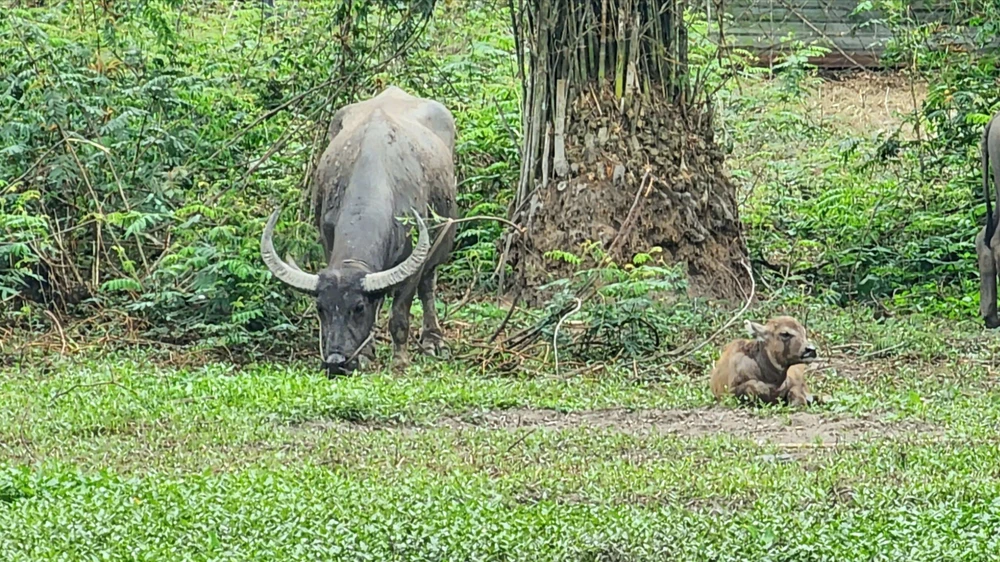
[710,315,820,407]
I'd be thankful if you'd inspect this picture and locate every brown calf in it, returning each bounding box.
[710,316,819,406]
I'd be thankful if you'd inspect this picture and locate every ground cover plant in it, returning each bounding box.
[4,0,1000,560]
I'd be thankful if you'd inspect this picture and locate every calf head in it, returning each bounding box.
[259,207,431,375]
[745,315,818,371]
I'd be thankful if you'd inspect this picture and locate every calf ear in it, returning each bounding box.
[744,320,768,340]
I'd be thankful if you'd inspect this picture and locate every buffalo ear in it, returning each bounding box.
[744,320,768,340]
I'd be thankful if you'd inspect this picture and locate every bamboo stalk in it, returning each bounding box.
[668,0,677,91]
[677,0,689,101]
[553,78,569,178]
[526,0,549,195]
[516,60,535,205]
[615,0,628,98]
[624,9,640,108]
[575,0,588,83]
[598,0,608,82]
[541,122,552,189]
[566,0,578,83]
[585,0,597,79]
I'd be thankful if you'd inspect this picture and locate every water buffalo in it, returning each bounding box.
[260,86,457,374]
[977,111,1000,329]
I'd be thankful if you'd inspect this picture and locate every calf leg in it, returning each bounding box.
[778,365,815,407]
[779,380,814,407]
[417,270,446,356]
[977,228,1000,329]
[388,282,419,369]
[732,380,780,405]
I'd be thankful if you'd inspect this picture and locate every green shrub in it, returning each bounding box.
[0,0,518,345]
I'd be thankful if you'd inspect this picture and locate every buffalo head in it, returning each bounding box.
[259,207,431,375]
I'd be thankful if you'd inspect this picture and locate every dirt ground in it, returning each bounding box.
[446,406,937,446]
[809,72,928,138]
[291,404,938,448]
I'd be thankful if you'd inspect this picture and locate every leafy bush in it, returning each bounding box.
[381,1,521,289]
[0,0,518,345]
[698,2,1000,317]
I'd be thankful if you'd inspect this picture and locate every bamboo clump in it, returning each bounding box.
[509,0,690,226]
[501,0,751,301]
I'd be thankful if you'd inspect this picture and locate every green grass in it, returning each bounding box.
[3,303,1000,560]
[5,3,1000,559]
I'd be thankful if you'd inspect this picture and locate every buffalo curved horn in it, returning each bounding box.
[361,208,431,293]
[260,207,319,293]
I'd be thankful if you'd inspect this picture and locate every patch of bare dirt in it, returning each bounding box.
[445,407,936,446]
[809,72,927,138]
[289,406,938,447]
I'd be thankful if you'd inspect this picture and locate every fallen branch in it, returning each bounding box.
[43,310,69,355]
[859,342,906,359]
[488,287,523,344]
[607,170,652,257]
[504,427,539,454]
[49,381,139,405]
[435,214,526,234]
[553,297,583,377]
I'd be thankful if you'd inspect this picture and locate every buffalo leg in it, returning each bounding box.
[417,270,445,356]
[732,380,779,405]
[977,228,1000,329]
[388,282,419,369]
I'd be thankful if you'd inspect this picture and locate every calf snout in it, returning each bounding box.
[801,344,818,361]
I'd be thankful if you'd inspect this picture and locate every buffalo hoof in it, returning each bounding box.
[419,330,448,358]
[987,316,1000,330]
[391,350,411,371]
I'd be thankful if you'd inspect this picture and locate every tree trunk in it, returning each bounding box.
[504,0,749,301]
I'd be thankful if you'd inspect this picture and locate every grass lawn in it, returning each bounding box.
[3,304,1000,560]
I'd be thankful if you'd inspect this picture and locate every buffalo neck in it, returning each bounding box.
[326,162,407,271]
[752,341,788,386]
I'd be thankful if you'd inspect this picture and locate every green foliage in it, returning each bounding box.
[856,0,1000,153]
[0,0,517,344]
[389,1,521,289]
[5,0,999,345]
[701,11,993,316]
[769,36,830,100]
[685,9,769,95]
[533,242,720,362]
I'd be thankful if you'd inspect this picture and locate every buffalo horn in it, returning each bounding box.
[260,207,319,293]
[361,208,430,293]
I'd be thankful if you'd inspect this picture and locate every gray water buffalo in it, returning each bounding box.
[260,86,458,374]
[977,111,1000,329]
